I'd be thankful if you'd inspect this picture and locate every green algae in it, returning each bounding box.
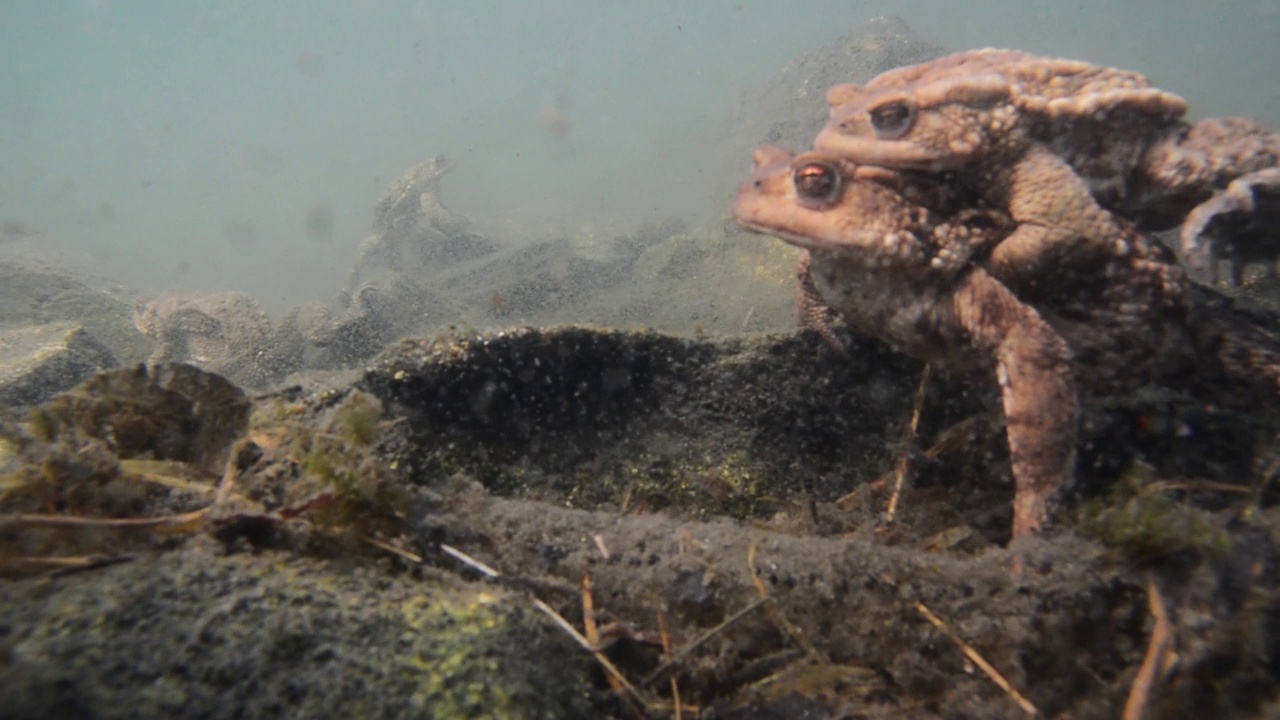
[399,593,522,720]
[1077,463,1233,563]
[283,391,410,531]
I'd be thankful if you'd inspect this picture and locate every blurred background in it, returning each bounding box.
[1,0,1276,312]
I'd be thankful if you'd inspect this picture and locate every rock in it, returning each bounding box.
[3,326,1280,717]
[133,291,304,390]
[602,229,799,335]
[295,284,402,367]
[431,237,633,322]
[27,363,251,476]
[0,323,117,407]
[0,545,594,720]
[0,260,149,365]
[347,156,499,296]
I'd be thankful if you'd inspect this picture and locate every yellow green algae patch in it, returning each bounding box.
[399,591,526,719]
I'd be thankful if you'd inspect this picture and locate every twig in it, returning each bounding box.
[118,459,217,493]
[530,596,647,715]
[439,542,501,577]
[382,539,651,713]
[886,364,932,524]
[642,596,769,687]
[914,600,1038,717]
[1250,456,1280,515]
[592,534,611,560]
[1145,479,1251,496]
[836,412,996,510]
[6,508,209,532]
[657,609,683,720]
[0,553,135,578]
[1123,579,1174,720]
[363,536,424,564]
[214,437,254,507]
[747,540,828,665]
[583,572,632,701]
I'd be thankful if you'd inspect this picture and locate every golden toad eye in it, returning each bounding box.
[793,162,841,204]
[868,101,915,138]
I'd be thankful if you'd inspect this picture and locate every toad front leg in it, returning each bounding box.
[953,268,1079,540]
[985,144,1128,286]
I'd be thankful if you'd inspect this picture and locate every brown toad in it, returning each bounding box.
[734,146,1280,541]
[816,48,1280,284]
[734,146,1078,541]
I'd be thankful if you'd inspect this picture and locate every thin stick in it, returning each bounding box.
[1248,456,1280,516]
[915,600,1038,717]
[214,438,252,507]
[657,609,683,720]
[429,542,649,713]
[583,572,628,696]
[8,508,208,531]
[747,540,828,664]
[886,364,932,523]
[1123,579,1174,720]
[1145,479,1251,496]
[363,536,424,564]
[530,596,647,713]
[119,459,217,493]
[642,597,769,687]
[439,542,501,578]
[0,553,134,577]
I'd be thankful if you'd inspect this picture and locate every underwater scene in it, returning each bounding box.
[3,2,1280,718]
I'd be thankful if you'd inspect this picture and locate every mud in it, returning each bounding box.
[3,324,1280,718]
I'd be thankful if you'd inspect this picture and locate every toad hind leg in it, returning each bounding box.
[795,252,851,357]
[954,269,1079,540]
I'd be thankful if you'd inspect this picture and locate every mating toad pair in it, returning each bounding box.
[733,48,1280,541]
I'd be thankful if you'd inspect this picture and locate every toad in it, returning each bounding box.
[734,146,1280,541]
[1177,164,1280,285]
[734,145,1078,541]
[816,48,1280,284]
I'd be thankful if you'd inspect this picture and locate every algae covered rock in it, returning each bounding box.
[4,325,1280,718]
[0,322,118,407]
[26,362,251,475]
[133,291,305,390]
[0,259,149,367]
[0,544,593,720]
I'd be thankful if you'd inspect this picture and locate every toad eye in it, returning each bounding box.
[868,101,915,139]
[793,162,842,204]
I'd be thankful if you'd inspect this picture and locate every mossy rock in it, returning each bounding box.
[0,544,594,720]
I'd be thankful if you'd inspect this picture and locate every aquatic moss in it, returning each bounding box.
[1077,464,1232,563]
[333,391,381,447]
[288,391,409,531]
[23,406,56,443]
